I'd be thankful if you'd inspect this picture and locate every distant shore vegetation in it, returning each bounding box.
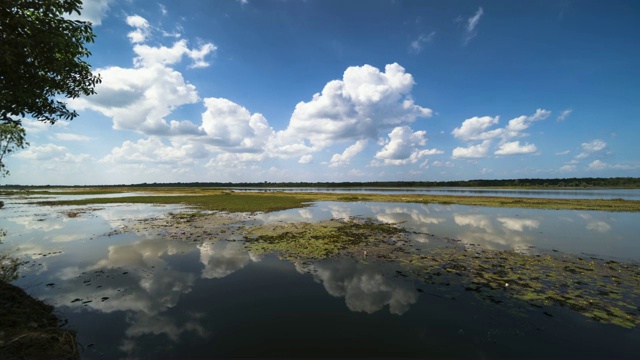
[2,177,640,189]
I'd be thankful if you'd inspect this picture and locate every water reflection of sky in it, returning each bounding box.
[256,201,639,261]
[1,196,638,358]
[296,259,418,315]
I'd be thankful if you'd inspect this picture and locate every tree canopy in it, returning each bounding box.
[0,0,100,176]
[0,123,27,177]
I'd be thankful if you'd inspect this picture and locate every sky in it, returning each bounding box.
[5,0,640,185]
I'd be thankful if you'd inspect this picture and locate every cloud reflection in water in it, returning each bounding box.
[298,260,418,315]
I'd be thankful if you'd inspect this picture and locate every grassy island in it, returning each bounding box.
[26,187,640,212]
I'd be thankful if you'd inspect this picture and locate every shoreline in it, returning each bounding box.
[0,280,79,360]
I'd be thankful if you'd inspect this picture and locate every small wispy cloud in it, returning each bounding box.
[409,31,435,54]
[559,164,576,172]
[557,109,573,121]
[587,160,638,171]
[575,139,607,159]
[52,133,93,142]
[462,7,484,44]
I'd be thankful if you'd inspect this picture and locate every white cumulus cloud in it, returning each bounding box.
[70,64,200,135]
[502,109,550,140]
[66,0,113,25]
[69,16,216,137]
[451,109,550,159]
[452,116,500,141]
[15,144,91,163]
[329,140,368,168]
[133,40,216,69]
[298,154,313,164]
[452,140,491,159]
[373,126,442,166]
[127,15,151,43]
[101,137,207,165]
[495,141,538,155]
[282,63,432,149]
[200,98,275,152]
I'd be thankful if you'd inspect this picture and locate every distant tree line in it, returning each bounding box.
[2,177,640,189]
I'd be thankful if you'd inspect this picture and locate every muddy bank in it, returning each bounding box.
[0,280,78,360]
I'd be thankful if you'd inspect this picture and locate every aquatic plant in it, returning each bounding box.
[244,218,404,261]
[400,246,640,329]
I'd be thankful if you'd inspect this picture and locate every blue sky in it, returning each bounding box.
[5,0,640,185]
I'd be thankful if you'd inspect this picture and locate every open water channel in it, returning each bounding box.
[0,191,638,358]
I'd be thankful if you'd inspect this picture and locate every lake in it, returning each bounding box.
[1,194,638,358]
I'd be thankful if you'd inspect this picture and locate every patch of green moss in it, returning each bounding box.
[244,218,404,261]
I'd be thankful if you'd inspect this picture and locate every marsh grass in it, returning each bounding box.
[38,193,311,213]
[31,187,640,212]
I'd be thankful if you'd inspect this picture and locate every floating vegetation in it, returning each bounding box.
[125,211,251,243]
[399,245,640,329]
[61,208,98,218]
[244,218,405,261]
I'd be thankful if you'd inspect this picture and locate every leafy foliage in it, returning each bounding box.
[0,0,101,124]
[0,123,27,177]
[0,0,100,175]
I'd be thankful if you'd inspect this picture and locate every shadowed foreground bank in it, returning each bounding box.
[0,281,78,360]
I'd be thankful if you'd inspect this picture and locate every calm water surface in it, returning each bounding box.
[1,194,638,358]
